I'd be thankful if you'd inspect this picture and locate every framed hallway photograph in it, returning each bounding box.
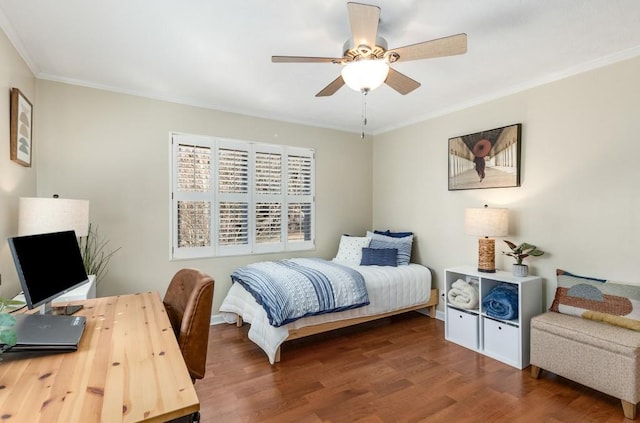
[448,123,522,191]
[10,88,33,167]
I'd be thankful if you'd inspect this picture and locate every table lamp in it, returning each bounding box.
[18,195,90,237]
[465,205,509,273]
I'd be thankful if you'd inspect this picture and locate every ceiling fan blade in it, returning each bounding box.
[315,76,345,97]
[388,33,467,62]
[385,68,421,95]
[347,2,380,49]
[272,56,343,63]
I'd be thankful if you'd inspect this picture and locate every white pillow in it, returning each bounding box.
[334,235,371,264]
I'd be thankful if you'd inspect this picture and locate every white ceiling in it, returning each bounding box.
[1,1,640,134]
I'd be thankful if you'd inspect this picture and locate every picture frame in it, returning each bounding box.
[448,123,521,191]
[10,88,33,167]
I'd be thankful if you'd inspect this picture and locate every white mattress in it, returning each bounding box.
[219,261,433,363]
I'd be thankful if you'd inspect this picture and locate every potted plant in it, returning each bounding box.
[503,240,545,276]
[79,224,121,286]
[0,297,24,357]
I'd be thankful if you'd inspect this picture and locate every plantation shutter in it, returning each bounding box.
[172,134,214,259]
[254,145,284,253]
[286,148,314,247]
[171,133,314,258]
[216,140,250,255]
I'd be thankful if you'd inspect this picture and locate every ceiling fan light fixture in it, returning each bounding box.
[341,59,389,92]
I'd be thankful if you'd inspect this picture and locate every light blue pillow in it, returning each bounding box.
[367,231,413,265]
[360,248,398,266]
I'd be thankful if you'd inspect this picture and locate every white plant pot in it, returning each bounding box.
[512,264,529,277]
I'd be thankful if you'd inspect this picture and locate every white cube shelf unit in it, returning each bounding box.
[444,265,542,369]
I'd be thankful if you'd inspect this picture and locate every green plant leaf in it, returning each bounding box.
[0,297,24,313]
[79,223,121,285]
[0,313,17,348]
[0,329,17,347]
[0,299,25,307]
[0,313,16,327]
[503,240,517,250]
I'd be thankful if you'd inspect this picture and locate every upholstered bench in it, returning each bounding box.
[530,269,640,419]
[531,311,640,419]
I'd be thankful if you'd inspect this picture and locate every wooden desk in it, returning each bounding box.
[0,292,200,422]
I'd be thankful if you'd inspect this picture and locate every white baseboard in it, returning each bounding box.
[210,313,227,325]
[411,307,445,321]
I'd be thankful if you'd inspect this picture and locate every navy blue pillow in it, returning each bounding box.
[374,230,414,238]
[360,248,398,266]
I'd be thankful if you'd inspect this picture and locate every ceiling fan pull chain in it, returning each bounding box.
[361,89,368,139]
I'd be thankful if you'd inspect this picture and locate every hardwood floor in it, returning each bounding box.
[195,312,629,422]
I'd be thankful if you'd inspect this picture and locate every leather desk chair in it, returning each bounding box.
[163,269,214,423]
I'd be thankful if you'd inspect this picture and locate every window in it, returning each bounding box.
[171,133,314,259]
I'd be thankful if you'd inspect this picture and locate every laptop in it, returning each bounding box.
[8,314,86,352]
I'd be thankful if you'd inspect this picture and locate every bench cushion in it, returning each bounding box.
[532,311,640,358]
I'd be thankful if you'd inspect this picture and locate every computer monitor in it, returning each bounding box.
[8,230,89,315]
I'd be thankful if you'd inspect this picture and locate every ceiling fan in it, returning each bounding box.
[272,2,467,97]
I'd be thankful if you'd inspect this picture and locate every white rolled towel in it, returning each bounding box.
[447,279,479,309]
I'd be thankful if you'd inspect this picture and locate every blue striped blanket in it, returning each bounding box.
[230,258,369,327]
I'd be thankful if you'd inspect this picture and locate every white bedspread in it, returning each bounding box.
[220,261,432,363]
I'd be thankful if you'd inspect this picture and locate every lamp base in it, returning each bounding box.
[477,237,497,273]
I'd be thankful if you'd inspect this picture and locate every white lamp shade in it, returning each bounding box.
[465,207,509,237]
[19,197,90,237]
[341,59,389,92]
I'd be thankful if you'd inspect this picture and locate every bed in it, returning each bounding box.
[219,231,437,364]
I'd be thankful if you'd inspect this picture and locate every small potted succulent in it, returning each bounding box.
[0,297,24,357]
[503,240,545,277]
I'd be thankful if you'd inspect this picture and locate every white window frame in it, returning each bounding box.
[171,133,315,259]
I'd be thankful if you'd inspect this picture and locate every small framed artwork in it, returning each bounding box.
[448,123,522,191]
[10,88,34,167]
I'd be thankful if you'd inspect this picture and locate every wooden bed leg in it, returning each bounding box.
[621,400,637,420]
[236,316,243,327]
[531,365,542,379]
[274,347,281,363]
[428,305,436,319]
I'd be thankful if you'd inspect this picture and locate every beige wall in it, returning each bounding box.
[373,55,640,311]
[34,81,373,312]
[0,29,36,297]
[5,21,639,317]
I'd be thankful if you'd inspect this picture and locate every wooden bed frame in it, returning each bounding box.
[236,288,439,362]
